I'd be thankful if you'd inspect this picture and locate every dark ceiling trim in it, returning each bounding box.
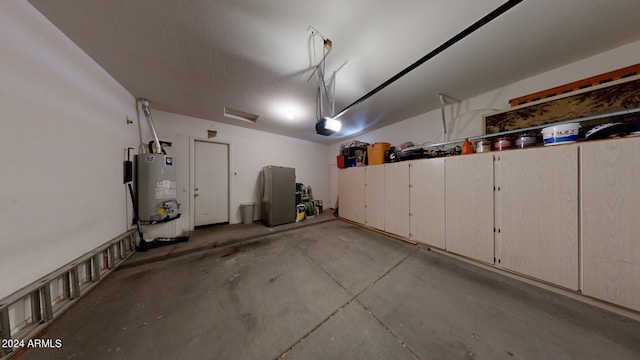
[333,0,524,120]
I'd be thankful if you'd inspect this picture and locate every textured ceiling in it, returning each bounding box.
[28,0,640,144]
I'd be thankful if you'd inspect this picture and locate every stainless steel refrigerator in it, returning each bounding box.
[261,165,296,226]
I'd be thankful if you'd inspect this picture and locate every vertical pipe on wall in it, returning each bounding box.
[140,99,162,154]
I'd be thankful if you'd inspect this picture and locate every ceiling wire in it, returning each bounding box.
[320,39,332,116]
[308,27,346,120]
[306,27,332,82]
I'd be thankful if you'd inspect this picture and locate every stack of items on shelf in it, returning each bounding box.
[479,64,640,151]
[388,141,433,162]
[337,140,369,168]
[338,140,443,166]
[427,65,640,156]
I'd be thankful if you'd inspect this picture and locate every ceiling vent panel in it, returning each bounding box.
[223,107,259,123]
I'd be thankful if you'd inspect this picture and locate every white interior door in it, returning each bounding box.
[194,141,229,226]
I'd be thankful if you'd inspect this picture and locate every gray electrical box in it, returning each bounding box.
[135,154,179,222]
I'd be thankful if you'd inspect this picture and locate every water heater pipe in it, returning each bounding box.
[140,98,162,154]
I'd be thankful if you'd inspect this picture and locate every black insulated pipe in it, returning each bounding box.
[333,0,523,120]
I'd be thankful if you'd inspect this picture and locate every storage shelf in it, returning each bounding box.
[421,107,640,149]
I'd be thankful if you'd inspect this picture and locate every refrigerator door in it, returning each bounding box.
[261,166,295,226]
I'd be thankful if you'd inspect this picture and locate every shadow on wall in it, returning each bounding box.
[447,109,500,141]
[231,168,263,224]
[249,168,263,222]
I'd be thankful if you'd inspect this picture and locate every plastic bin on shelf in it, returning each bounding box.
[367,142,391,165]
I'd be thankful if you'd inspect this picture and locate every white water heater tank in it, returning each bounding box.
[135,154,179,222]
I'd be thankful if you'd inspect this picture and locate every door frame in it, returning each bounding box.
[189,138,231,230]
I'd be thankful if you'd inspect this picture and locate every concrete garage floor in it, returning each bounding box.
[21,220,640,359]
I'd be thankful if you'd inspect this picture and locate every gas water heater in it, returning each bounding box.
[135,99,180,223]
[135,153,179,222]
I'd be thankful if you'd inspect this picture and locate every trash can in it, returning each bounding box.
[240,203,255,224]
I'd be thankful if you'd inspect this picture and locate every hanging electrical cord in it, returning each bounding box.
[320,38,333,112]
[308,27,335,119]
[309,28,322,120]
[307,26,332,82]
[308,26,349,136]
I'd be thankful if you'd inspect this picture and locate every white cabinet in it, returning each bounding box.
[338,169,351,219]
[338,167,365,223]
[445,153,495,264]
[350,167,366,224]
[338,168,351,220]
[365,165,385,230]
[498,146,579,290]
[581,137,640,311]
[384,162,410,238]
[409,158,445,248]
[337,136,639,312]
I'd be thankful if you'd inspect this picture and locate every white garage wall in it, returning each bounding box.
[148,110,329,228]
[328,39,640,200]
[0,2,138,299]
[3,0,638,302]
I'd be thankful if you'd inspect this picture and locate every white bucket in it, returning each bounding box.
[541,123,580,146]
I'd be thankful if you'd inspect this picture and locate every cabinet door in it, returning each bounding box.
[499,146,578,290]
[384,162,410,238]
[445,153,494,264]
[581,138,640,311]
[365,165,385,230]
[349,167,366,224]
[338,169,352,220]
[409,158,445,248]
